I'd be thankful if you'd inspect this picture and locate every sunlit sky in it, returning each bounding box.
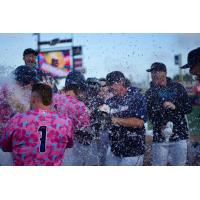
[0,33,200,84]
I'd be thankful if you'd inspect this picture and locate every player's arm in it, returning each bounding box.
[66,119,74,148]
[112,117,144,128]
[112,93,147,128]
[67,103,92,146]
[66,137,73,148]
[78,103,91,128]
[0,127,14,152]
[0,116,18,152]
[175,84,192,115]
[66,129,74,148]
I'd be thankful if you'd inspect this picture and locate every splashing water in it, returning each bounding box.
[0,69,31,113]
[0,66,32,165]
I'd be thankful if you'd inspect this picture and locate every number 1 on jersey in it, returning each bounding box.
[38,126,47,152]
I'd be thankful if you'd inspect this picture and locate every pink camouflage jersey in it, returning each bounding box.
[0,85,15,132]
[0,109,74,166]
[53,93,90,130]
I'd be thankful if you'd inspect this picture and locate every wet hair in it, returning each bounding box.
[32,83,52,106]
[23,48,38,57]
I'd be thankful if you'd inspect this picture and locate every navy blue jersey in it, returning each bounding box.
[145,78,192,143]
[106,87,147,157]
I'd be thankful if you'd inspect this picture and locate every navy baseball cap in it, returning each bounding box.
[14,65,39,86]
[65,70,86,90]
[181,47,200,69]
[146,62,167,72]
[23,48,38,57]
[106,71,126,86]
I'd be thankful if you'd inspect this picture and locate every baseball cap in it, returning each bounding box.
[146,62,167,72]
[14,65,39,86]
[23,48,38,57]
[65,70,86,90]
[106,71,125,86]
[86,77,100,86]
[99,78,107,87]
[181,47,200,69]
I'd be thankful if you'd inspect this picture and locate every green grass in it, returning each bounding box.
[187,106,200,135]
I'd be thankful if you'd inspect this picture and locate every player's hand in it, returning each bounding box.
[112,117,120,125]
[163,101,176,110]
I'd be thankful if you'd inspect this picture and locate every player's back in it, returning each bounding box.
[53,93,90,130]
[1,109,74,166]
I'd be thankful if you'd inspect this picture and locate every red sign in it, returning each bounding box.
[74,58,83,68]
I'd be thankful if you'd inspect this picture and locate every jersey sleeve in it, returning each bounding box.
[65,118,74,148]
[129,93,147,122]
[0,115,19,152]
[76,102,90,130]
